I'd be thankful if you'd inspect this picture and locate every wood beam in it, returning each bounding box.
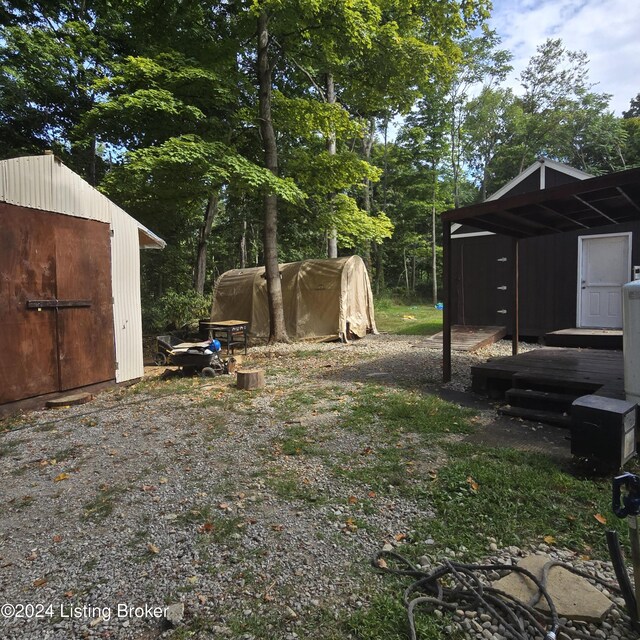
[616,186,640,214]
[536,203,589,229]
[512,238,519,356]
[443,220,452,383]
[573,194,617,224]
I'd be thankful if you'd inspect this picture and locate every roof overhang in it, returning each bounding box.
[137,223,166,249]
[442,167,640,238]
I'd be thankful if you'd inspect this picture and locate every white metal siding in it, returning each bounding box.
[110,207,144,382]
[0,154,156,383]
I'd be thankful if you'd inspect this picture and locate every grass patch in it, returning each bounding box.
[344,386,472,439]
[273,423,324,457]
[374,301,442,336]
[265,469,327,504]
[335,445,424,496]
[417,443,636,560]
[82,485,125,521]
[346,590,460,640]
[0,438,25,458]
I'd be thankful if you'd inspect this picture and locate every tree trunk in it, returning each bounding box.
[326,72,338,259]
[240,218,247,268]
[257,11,288,343]
[431,173,438,304]
[403,248,410,294]
[194,191,219,295]
[432,202,438,304]
[361,118,375,274]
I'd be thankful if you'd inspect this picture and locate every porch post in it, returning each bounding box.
[512,238,519,355]
[443,220,452,382]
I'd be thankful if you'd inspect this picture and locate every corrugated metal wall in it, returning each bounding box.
[0,154,150,383]
[110,207,144,383]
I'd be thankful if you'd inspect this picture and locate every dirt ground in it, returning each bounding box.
[0,335,572,640]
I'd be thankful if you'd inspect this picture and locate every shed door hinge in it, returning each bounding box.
[497,285,507,291]
[497,309,508,314]
[110,228,115,237]
[497,257,508,262]
[115,361,119,370]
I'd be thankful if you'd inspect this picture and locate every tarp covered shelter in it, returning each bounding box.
[211,256,377,341]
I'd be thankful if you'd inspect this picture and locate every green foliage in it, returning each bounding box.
[143,289,211,332]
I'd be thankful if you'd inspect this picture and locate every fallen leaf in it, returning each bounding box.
[52,535,62,543]
[428,471,438,480]
[198,522,215,533]
[543,535,556,544]
[271,524,284,532]
[218,502,230,510]
[159,477,168,484]
[54,472,70,482]
[33,578,47,587]
[376,558,388,569]
[198,594,207,605]
[394,533,407,542]
[466,476,479,492]
[367,491,377,499]
[141,485,156,492]
[580,554,591,561]
[26,551,37,561]
[594,513,607,525]
[147,543,160,554]
[64,590,74,598]
[348,495,358,505]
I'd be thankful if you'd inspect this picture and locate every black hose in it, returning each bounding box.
[606,529,639,629]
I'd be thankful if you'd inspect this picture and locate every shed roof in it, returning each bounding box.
[442,166,640,238]
[0,154,165,249]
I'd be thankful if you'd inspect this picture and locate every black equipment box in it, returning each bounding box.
[571,395,637,469]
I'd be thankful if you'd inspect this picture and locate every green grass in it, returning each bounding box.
[415,442,637,561]
[82,485,125,521]
[343,385,472,438]
[374,300,442,336]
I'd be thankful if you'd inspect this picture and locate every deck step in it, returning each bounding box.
[544,328,622,350]
[497,405,571,429]
[511,372,600,396]
[505,388,579,412]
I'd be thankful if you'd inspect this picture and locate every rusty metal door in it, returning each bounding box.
[0,203,115,404]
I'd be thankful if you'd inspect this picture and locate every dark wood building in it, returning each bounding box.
[450,159,640,337]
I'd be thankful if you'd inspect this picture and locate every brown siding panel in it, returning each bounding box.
[0,203,115,404]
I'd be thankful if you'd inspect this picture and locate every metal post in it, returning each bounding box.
[512,238,519,356]
[443,220,452,382]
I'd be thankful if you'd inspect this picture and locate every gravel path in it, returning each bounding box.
[0,335,634,639]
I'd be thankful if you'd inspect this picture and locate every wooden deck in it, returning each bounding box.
[472,347,624,399]
[544,328,622,350]
[427,325,506,352]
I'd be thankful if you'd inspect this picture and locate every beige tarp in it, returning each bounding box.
[210,256,377,341]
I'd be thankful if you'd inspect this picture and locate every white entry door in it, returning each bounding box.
[578,233,631,328]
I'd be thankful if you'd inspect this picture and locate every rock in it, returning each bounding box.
[165,602,185,625]
[382,543,394,552]
[492,554,613,623]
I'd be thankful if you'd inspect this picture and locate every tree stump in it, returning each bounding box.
[236,369,265,390]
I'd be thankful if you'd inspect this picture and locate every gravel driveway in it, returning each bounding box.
[0,335,630,640]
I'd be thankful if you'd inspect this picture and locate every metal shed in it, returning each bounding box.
[0,154,165,407]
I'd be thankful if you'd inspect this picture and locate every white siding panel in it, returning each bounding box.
[110,207,144,383]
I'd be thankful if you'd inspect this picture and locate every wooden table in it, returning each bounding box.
[199,320,249,355]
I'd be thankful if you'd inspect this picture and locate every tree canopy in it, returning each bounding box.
[1,3,637,332]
